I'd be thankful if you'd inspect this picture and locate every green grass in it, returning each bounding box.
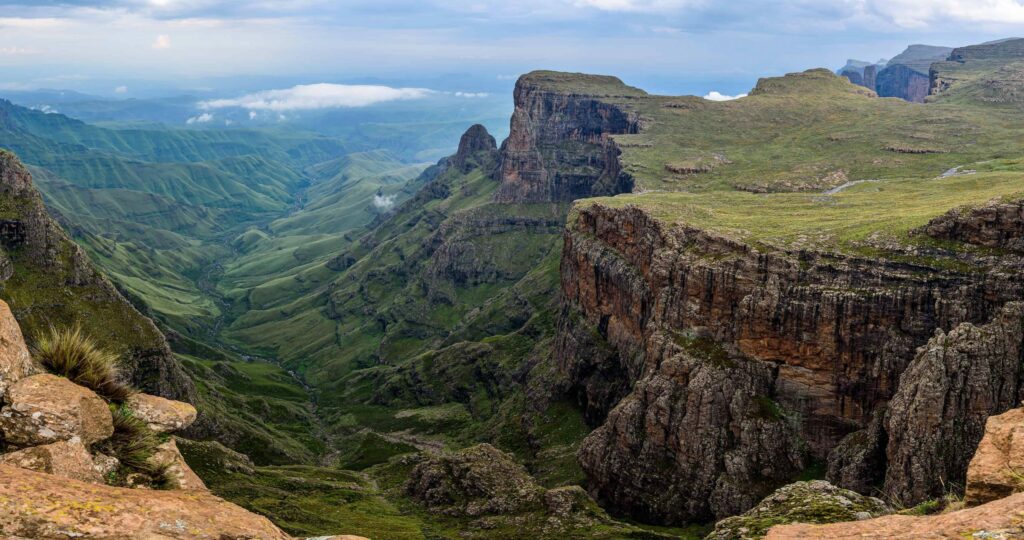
[97,405,176,489]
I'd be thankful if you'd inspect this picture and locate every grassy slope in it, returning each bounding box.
[572,59,1024,258]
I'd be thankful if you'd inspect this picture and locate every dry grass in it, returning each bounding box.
[34,324,134,402]
[98,405,178,489]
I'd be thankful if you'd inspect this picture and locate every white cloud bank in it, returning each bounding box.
[114,85,128,94]
[703,91,747,101]
[200,83,433,112]
[152,34,171,49]
[373,193,397,210]
[186,112,214,124]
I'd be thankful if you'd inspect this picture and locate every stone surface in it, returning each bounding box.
[493,71,640,203]
[556,203,1024,521]
[708,480,890,540]
[922,197,1024,252]
[884,303,1024,505]
[965,407,1024,506]
[405,443,543,516]
[0,463,292,539]
[0,299,39,396]
[449,124,497,173]
[0,373,114,446]
[0,440,103,484]
[152,438,208,491]
[127,392,198,433]
[765,491,1024,539]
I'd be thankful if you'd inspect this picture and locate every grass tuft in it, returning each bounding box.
[34,324,134,402]
[98,405,177,489]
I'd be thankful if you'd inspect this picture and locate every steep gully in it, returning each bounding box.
[484,75,1024,525]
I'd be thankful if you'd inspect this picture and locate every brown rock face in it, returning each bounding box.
[450,124,497,173]
[406,444,544,516]
[883,303,1024,505]
[0,440,103,484]
[921,197,1024,252]
[0,463,292,539]
[152,438,208,491]
[765,491,1024,539]
[126,392,198,433]
[0,373,114,446]
[493,72,640,203]
[0,299,40,394]
[557,203,1024,522]
[965,407,1024,506]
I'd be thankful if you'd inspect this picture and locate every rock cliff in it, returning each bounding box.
[556,203,1024,522]
[493,71,642,203]
[0,150,194,402]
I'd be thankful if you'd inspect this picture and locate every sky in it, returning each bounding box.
[0,0,1023,99]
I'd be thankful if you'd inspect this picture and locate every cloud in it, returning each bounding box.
[199,83,433,111]
[571,0,702,12]
[186,112,213,124]
[703,91,746,101]
[114,85,127,93]
[152,34,170,49]
[455,91,489,98]
[855,0,1024,27]
[0,46,33,55]
[373,193,397,210]
[32,104,58,114]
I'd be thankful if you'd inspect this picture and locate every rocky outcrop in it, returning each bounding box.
[557,203,1024,521]
[153,438,208,491]
[576,332,805,523]
[765,491,1024,539]
[708,480,890,540]
[127,392,198,433]
[876,64,931,102]
[0,463,293,539]
[450,124,497,173]
[921,197,1024,252]
[883,302,1024,505]
[406,443,544,516]
[0,440,104,484]
[965,407,1024,506]
[0,299,40,394]
[862,64,878,91]
[0,373,114,446]
[494,71,642,203]
[0,150,195,404]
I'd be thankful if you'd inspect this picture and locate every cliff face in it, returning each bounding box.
[556,203,1024,523]
[493,72,642,203]
[0,150,195,403]
[876,64,932,102]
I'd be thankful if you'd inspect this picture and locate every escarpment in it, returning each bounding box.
[556,203,1024,523]
[494,71,643,203]
[0,150,195,403]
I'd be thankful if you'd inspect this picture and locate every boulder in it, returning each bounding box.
[0,440,103,484]
[765,492,1024,539]
[0,373,113,446]
[707,481,890,540]
[152,438,208,491]
[0,463,292,539]
[405,443,544,516]
[965,407,1024,506]
[0,299,40,396]
[126,392,197,433]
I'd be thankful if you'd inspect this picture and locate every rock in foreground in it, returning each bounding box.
[765,492,1024,539]
[126,392,198,433]
[708,480,890,540]
[0,299,40,394]
[965,407,1024,506]
[0,373,114,446]
[0,464,292,539]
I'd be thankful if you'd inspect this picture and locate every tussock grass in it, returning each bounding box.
[99,405,178,490]
[34,324,134,402]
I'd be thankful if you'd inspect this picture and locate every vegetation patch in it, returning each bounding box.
[33,324,134,402]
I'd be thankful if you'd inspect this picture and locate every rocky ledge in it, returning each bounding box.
[556,202,1024,522]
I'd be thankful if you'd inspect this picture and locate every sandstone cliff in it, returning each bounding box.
[556,203,1024,522]
[493,71,642,203]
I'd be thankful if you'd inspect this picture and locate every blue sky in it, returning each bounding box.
[0,1,1022,98]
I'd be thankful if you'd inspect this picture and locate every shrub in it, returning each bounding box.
[34,324,134,402]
